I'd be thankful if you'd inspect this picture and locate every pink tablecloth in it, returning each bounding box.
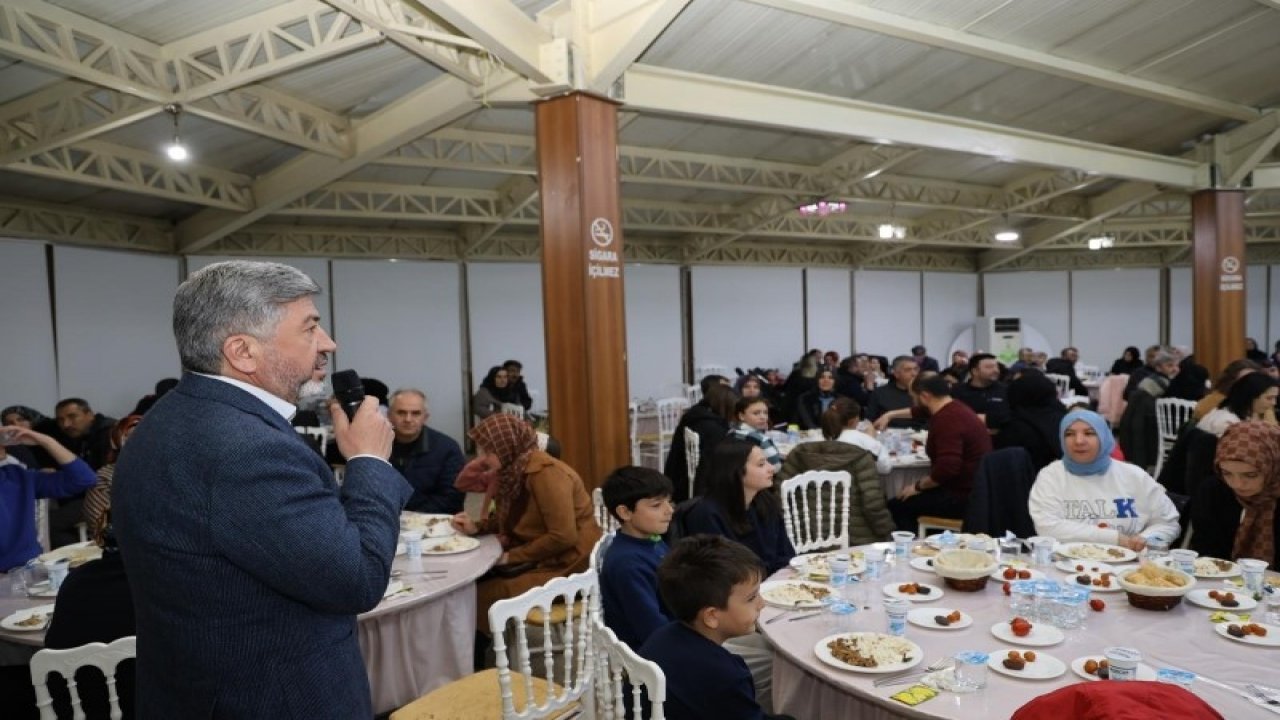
[758,551,1277,719]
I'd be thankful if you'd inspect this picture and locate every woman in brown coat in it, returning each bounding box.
[451,413,600,633]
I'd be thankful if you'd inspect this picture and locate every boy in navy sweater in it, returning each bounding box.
[599,466,674,649]
[639,536,796,720]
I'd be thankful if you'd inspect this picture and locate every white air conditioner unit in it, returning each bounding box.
[974,316,1022,365]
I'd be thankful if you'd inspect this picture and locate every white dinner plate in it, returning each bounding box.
[760,580,832,609]
[987,649,1066,680]
[0,604,55,632]
[883,583,945,603]
[37,541,101,566]
[925,533,987,549]
[1057,543,1137,563]
[421,535,480,555]
[1071,656,1159,681]
[1064,572,1123,593]
[789,551,866,578]
[1185,588,1258,611]
[906,607,972,630]
[1213,622,1280,647]
[989,620,1064,647]
[25,581,58,599]
[909,556,937,573]
[1055,559,1116,574]
[399,512,456,537]
[813,632,923,674]
[990,566,1046,582]
[1154,557,1242,579]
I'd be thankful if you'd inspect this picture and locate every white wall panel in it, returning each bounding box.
[1271,266,1280,353]
[854,270,921,358]
[922,272,978,361]
[1247,264,1268,350]
[1169,267,1192,349]
[691,266,804,372]
[186,256,332,335]
[805,268,852,357]
[0,240,58,415]
[982,271,1070,354]
[331,260,466,442]
[625,264,683,401]
[467,263,546,414]
[54,247,181,418]
[1070,269,1160,368]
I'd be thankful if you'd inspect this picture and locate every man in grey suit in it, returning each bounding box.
[114,261,412,719]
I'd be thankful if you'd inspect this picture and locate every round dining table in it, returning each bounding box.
[758,545,1279,719]
[0,535,501,715]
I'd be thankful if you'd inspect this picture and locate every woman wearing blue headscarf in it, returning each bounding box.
[1028,409,1180,551]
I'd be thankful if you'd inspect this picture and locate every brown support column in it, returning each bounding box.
[535,92,630,489]
[1190,189,1246,377]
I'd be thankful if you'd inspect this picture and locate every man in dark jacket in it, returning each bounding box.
[1045,347,1088,398]
[952,353,1011,431]
[665,381,734,503]
[44,398,116,546]
[388,388,465,514]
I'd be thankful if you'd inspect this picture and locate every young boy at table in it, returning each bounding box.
[599,466,675,649]
[639,536,797,720]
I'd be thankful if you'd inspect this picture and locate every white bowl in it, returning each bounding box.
[932,549,997,581]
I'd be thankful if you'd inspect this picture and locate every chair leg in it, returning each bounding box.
[1179,522,1194,550]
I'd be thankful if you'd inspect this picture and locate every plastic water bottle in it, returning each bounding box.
[786,424,800,444]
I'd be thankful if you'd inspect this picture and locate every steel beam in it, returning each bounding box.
[1249,164,1280,189]
[747,0,1259,122]
[0,82,161,165]
[415,0,554,83]
[584,0,693,92]
[319,0,490,84]
[622,65,1204,188]
[0,197,174,252]
[1211,111,1280,187]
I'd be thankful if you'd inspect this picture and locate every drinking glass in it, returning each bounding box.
[883,598,910,636]
[1032,580,1062,623]
[1051,586,1090,629]
[400,530,424,559]
[953,651,989,691]
[827,555,850,589]
[891,531,914,561]
[1028,536,1054,568]
[1169,549,1198,575]
[1238,558,1269,596]
[1262,589,1280,626]
[865,555,885,581]
[1009,580,1036,616]
[825,596,857,632]
[998,538,1022,565]
[1143,537,1170,562]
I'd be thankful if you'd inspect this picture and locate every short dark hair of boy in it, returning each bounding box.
[911,373,952,398]
[601,466,673,523]
[968,352,996,372]
[700,374,730,394]
[657,535,764,623]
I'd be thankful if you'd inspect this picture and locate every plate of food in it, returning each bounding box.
[421,535,480,555]
[992,565,1044,582]
[1154,556,1241,579]
[760,580,832,609]
[906,607,971,630]
[1057,543,1137,563]
[1213,621,1280,647]
[883,582,944,602]
[1071,656,1158,681]
[988,649,1066,680]
[925,533,992,550]
[37,541,101,567]
[1065,571,1122,592]
[1186,589,1257,611]
[0,604,55,632]
[909,556,937,573]
[990,617,1064,647]
[1055,559,1116,574]
[400,512,455,537]
[814,632,923,674]
[789,551,865,580]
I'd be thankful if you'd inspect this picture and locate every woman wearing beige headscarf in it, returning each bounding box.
[1205,421,1280,567]
[451,413,600,634]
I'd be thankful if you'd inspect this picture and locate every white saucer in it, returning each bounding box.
[990,620,1064,647]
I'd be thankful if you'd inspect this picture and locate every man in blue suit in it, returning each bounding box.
[114,261,412,719]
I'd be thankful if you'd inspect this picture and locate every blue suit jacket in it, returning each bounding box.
[113,373,412,719]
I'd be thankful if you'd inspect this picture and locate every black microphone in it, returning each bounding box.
[330,369,365,421]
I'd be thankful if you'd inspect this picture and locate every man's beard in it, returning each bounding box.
[261,347,311,404]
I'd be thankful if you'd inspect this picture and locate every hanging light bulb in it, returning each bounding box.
[994,214,1019,242]
[164,104,189,162]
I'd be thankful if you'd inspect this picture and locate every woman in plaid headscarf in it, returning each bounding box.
[451,413,600,633]
[1213,421,1280,567]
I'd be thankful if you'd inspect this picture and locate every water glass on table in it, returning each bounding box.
[952,651,989,691]
[1143,537,1170,562]
[1169,549,1198,575]
[865,554,885,581]
[998,537,1022,565]
[1051,586,1090,629]
[825,595,857,632]
[400,530,424,559]
[1028,536,1054,569]
[891,531,914,562]
[1238,558,1268,597]
[884,598,910,637]
[1009,580,1037,616]
[1262,588,1280,625]
[827,555,850,588]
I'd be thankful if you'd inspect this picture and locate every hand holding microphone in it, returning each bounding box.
[329,370,393,460]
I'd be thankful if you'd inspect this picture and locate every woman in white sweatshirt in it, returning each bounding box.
[1029,409,1180,551]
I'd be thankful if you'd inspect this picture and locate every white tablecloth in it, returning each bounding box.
[758,550,1279,719]
[1,536,502,715]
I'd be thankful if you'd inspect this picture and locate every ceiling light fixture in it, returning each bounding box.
[1087,234,1115,251]
[878,223,906,240]
[797,200,847,217]
[163,103,189,162]
[994,215,1019,242]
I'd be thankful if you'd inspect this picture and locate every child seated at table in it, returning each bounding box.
[639,536,797,720]
[599,466,675,649]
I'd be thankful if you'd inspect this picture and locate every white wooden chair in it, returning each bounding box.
[1154,397,1198,479]
[295,425,329,456]
[592,488,619,533]
[593,621,667,720]
[653,398,688,471]
[589,532,615,627]
[682,427,700,500]
[500,403,527,419]
[628,402,641,466]
[35,499,50,552]
[30,635,136,720]
[780,470,851,553]
[392,571,599,720]
[684,384,702,406]
[1045,373,1072,399]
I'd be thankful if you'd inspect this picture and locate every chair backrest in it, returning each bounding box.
[501,403,526,419]
[593,621,667,720]
[295,425,329,455]
[490,570,597,720]
[655,398,688,436]
[1077,364,1101,382]
[1045,373,1071,399]
[35,499,50,552]
[592,489,619,534]
[682,427,700,499]
[962,447,1037,538]
[684,385,702,406]
[30,635,136,720]
[1155,398,1197,442]
[589,532,615,625]
[628,403,640,466]
[779,470,851,553]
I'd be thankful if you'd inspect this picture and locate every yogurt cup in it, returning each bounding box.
[1103,647,1142,681]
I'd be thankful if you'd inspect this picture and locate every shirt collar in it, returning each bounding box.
[195,372,297,421]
